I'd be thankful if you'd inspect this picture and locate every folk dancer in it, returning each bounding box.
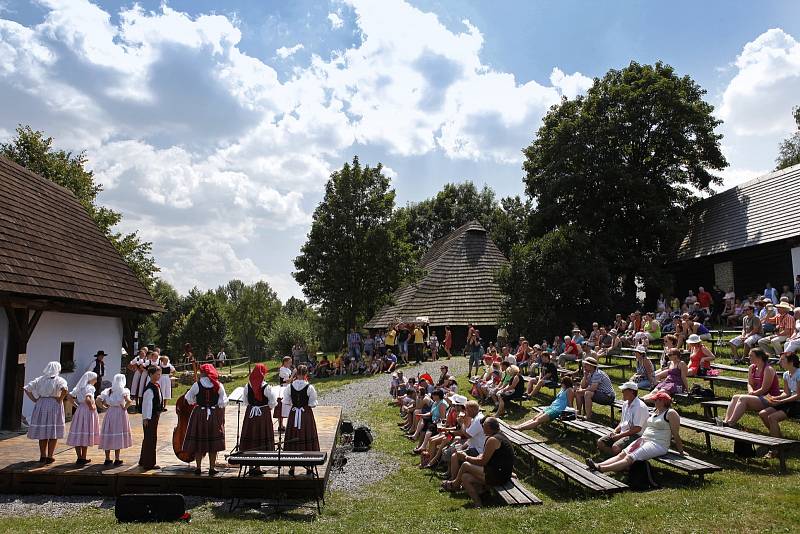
[66,371,99,464]
[183,364,228,475]
[97,373,133,465]
[24,361,68,463]
[283,365,320,476]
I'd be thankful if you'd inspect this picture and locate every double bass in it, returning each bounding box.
[172,347,198,462]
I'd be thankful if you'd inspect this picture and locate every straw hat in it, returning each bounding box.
[687,334,702,344]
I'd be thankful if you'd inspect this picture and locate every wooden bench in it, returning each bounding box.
[521,376,559,396]
[710,363,749,374]
[560,418,722,481]
[701,400,730,419]
[492,477,542,506]
[701,374,749,394]
[518,441,628,494]
[679,416,799,473]
[497,419,542,446]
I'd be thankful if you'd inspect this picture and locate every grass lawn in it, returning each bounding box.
[3,344,800,533]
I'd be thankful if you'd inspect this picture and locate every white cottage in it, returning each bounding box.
[0,156,161,430]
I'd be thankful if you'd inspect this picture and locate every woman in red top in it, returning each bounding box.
[443,326,453,358]
[717,348,780,427]
[686,334,715,376]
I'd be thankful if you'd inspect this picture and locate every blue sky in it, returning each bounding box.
[1,0,798,299]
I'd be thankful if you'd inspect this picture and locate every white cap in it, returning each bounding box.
[620,381,639,392]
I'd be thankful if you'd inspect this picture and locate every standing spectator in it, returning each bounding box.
[781,284,795,304]
[656,294,667,312]
[385,327,397,358]
[216,345,227,366]
[764,283,779,306]
[730,304,763,364]
[759,302,795,356]
[794,275,800,307]
[364,333,375,359]
[575,357,615,420]
[711,285,726,323]
[429,330,439,361]
[375,330,386,356]
[697,286,712,313]
[413,323,426,363]
[443,326,453,358]
[669,295,681,312]
[685,289,697,307]
[348,327,363,362]
[496,325,508,349]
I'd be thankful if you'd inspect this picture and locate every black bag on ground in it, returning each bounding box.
[341,419,354,434]
[353,425,374,451]
[734,440,756,457]
[627,461,658,490]
[115,493,186,523]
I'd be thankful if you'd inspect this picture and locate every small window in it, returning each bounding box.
[60,342,75,371]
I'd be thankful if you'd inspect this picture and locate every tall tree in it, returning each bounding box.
[217,280,283,359]
[139,279,182,352]
[294,156,413,337]
[775,106,800,171]
[504,61,727,338]
[180,291,229,357]
[0,125,158,289]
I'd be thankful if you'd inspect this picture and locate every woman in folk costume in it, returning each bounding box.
[274,356,294,432]
[283,364,319,476]
[134,352,155,408]
[183,363,228,475]
[24,361,69,463]
[97,373,133,465]
[240,364,277,475]
[66,371,100,464]
[157,355,176,409]
[128,352,142,406]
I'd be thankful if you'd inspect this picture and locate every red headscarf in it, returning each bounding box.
[200,363,220,392]
[249,363,267,402]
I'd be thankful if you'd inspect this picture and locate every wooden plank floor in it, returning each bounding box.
[0,405,342,499]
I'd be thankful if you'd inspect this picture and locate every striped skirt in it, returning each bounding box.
[182,406,225,454]
[27,397,65,440]
[66,404,100,446]
[98,405,133,450]
[239,405,275,452]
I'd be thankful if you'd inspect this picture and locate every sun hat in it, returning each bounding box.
[583,356,599,367]
[450,394,468,406]
[687,334,702,344]
[620,381,639,391]
[777,302,793,311]
[634,345,647,354]
[609,329,618,335]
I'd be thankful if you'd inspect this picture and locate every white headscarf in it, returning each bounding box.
[70,371,97,398]
[103,373,130,405]
[43,361,61,378]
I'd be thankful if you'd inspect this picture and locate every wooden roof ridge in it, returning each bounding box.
[0,156,161,313]
[421,219,486,268]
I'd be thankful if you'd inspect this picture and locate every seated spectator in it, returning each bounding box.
[586,391,684,473]
[597,381,649,456]
[552,336,565,356]
[726,298,744,327]
[659,334,678,369]
[634,313,661,347]
[473,362,502,403]
[685,290,697,307]
[443,400,485,476]
[575,357,615,420]
[525,351,558,397]
[681,314,712,346]
[390,371,406,398]
[758,302,795,357]
[729,304,762,364]
[587,323,601,349]
[596,328,620,359]
[492,365,524,417]
[443,375,458,394]
[645,348,688,399]
[760,300,776,333]
[436,365,450,387]
[783,307,800,354]
[420,395,463,467]
[557,335,581,367]
[442,417,515,508]
[412,389,448,453]
[697,286,712,313]
[687,334,715,377]
[571,328,585,346]
[333,351,346,376]
[315,355,332,378]
[614,313,628,334]
[630,345,656,390]
[512,376,574,431]
[383,348,398,373]
[716,348,781,427]
[759,352,800,458]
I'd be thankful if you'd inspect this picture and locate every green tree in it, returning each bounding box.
[180,292,229,358]
[776,106,800,171]
[506,61,727,335]
[294,156,413,339]
[217,280,283,359]
[139,279,182,353]
[0,125,158,289]
[264,314,315,357]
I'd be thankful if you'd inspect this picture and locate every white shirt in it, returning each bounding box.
[25,375,68,398]
[216,351,226,362]
[245,382,278,409]
[282,380,318,409]
[278,366,293,384]
[141,385,157,420]
[99,388,130,407]
[784,368,800,395]
[465,413,486,453]
[620,396,649,435]
[184,377,228,407]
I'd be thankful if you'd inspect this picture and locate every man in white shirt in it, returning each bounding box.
[139,365,163,470]
[596,381,649,456]
[216,345,226,365]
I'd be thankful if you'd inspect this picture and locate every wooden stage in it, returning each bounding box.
[0,405,342,499]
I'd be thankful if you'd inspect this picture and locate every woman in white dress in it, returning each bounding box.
[157,355,176,408]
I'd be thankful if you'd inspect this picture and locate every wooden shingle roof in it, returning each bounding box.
[0,156,161,313]
[672,163,800,262]
[365,220,508,328]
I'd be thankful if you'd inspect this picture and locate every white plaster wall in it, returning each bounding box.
[0,308,8,420]
[23,311,122,422]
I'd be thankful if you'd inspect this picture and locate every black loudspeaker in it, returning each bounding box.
[115,493,186,523]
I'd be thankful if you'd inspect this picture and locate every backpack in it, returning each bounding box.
[627,460,658,490]
[353,425,374,452]
[733,440,756,458]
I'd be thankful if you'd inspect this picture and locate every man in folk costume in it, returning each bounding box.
[240,363,277,476]
[282,364,319,476]
[86,350,106,397]
[139,365,163,470]
[274,356,294,432]
[183,363,228,475]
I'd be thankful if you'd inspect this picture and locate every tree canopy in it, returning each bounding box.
[775,106,800,171]
[293,156,414,337]
[0,125,159,289]
[501,61,728,339]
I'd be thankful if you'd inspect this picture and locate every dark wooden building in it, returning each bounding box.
[0,156,161,430]
[365,220,509,350]
[668,163,800,298]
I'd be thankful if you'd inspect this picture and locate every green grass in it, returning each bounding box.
[3,342,800,533]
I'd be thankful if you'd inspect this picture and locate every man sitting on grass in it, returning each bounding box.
[597,381,648,456]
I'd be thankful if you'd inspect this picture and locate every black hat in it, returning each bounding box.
[95,350,107,357]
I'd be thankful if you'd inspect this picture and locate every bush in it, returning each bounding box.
[265,314,314,356]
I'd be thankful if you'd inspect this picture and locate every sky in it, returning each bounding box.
[1,0,799,301]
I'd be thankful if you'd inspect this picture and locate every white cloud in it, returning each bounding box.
[327,12,343,29]
[275,43,304,59]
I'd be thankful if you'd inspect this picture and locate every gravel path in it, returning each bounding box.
[322,357,468,495]
[0,358,468,516]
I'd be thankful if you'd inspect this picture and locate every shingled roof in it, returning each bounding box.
[365,220,509,328]
[0,156,161,313]
[672,163,800,262]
